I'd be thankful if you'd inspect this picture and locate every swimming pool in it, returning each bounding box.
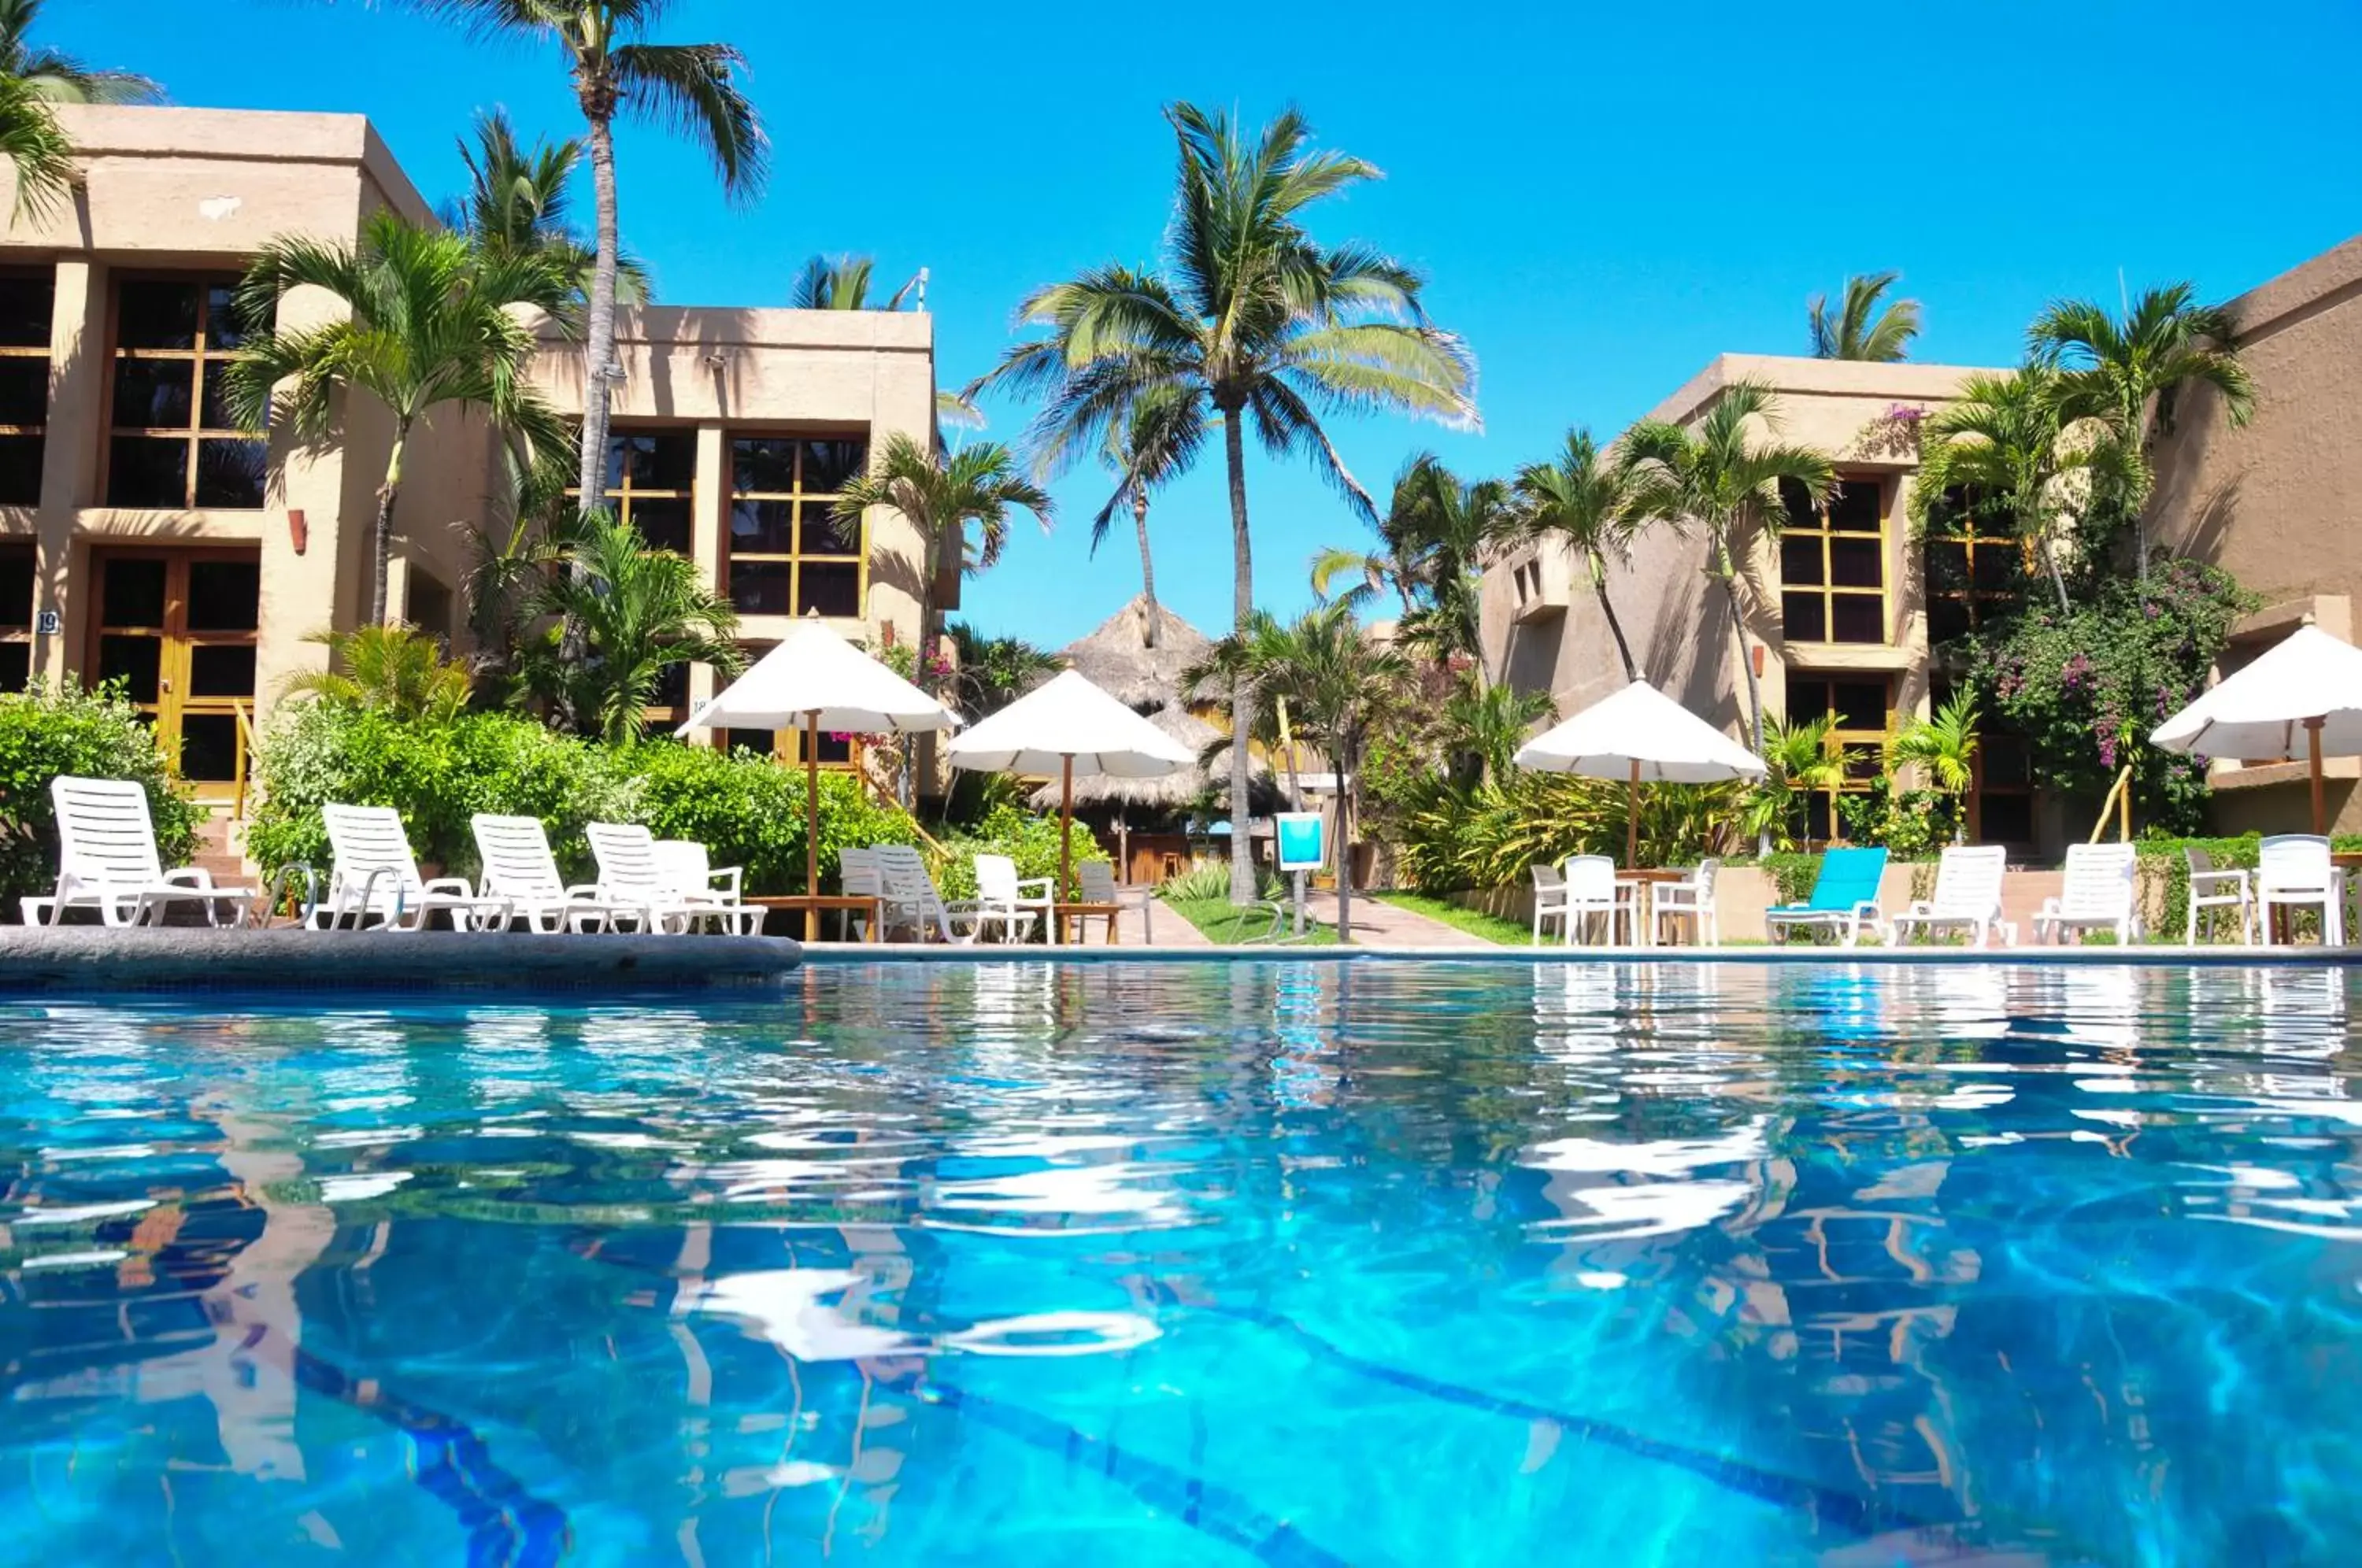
[2,960,2357,1565]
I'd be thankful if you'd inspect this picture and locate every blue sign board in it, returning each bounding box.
[1275,812,1326,872]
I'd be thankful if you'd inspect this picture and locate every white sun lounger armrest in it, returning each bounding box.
[420,876,478,897]
[706,865,743,897]
[161,867,213,888]
[564,884,607,902]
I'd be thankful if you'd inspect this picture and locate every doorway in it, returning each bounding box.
[87,546,261,799]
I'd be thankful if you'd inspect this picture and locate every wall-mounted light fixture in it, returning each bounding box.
[288,508,308,555]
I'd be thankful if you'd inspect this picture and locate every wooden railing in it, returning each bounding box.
[231,700,255,821]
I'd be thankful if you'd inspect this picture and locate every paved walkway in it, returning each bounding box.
[1307,890,1498,949]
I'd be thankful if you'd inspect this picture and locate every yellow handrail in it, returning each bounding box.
[231,700,255,821]
[2088,763,2134,844]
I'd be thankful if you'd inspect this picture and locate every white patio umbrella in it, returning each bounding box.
[1514,679,1767,866]
[675,619,954,934]
[945,670,1194,934]
[2150,623,2362,834]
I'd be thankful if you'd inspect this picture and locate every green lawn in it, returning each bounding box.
[1161,896,1342,946]
[1368,891,1529,945]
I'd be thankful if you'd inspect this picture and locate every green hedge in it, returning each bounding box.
[0,682,205,917]
[934,803,1108,901]
[244,703,918,892]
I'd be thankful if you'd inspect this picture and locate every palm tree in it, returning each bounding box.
[831,432,1053,665]
[409,1,766,516]
[976,103,1475,904]
[1887,692,1980,842]
[1089,389,1202,647]
[2027,282,2253,578]
[1808,271,1920,361]
[1187,603,1410,941]
[224,210,576,625]
[1510,428,1647,682]
[284,623,472,726]
[0,70,71,222]
[1746,714,1844,850]
[444,107,649,305]
[789,253,918,311]
[946,621,1061,719]
[0,0,161,103]
[1911,366,2084,613]
[224,212,573,626]
[516,511,742,745]
[1439,679,1552,786]
[1623,379,1835,753]
[1312,453,1503,668]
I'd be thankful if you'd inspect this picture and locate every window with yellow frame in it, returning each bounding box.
[1784,671,1890,843]
[1922,486,2025,646]
[1779,476,1888,645]
[725,435,868,618]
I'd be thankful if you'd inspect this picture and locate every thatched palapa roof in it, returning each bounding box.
[1029,704,1230,811]
[1056,594,1214,711]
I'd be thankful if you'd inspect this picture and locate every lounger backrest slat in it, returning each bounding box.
[587,823,666,897]
[652,841,711,899]
[1563,855,1616,900]
[322,804,428,903]
[2057,843,2137,917]
[472,814,566,900]
[1809,847,1887,910]
[839,847,883,898]
[2260,834,2334,893]
[1928,845,2008,915]
[51,777,165,887]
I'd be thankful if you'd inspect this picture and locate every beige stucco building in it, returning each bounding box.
[0,104,937,807]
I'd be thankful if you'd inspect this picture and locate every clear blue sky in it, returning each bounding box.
[50,0,2362,649]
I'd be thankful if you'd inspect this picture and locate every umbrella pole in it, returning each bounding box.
[2308,716,2327,836]
[1626,759,1640,869]
[805,710,821,943]
[1057,755,1075,947]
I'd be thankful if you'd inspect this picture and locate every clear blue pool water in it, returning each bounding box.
[4,960,2361,1566]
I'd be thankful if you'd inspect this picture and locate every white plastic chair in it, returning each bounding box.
[470,815,626,933]
[1562,856,1630,946]
[317,804,509,932]
[872,845,974,944]
[653,840,764,935]
[1887,845,2014,949]
[23,776,254,927]
[837,847,884,940]
[1651,857,1721,946]
[2257,834,2345,947]
[2033,842,2141,945]
[587,823,724,935]
[961,852,1046,943]
[1530,861,1569,944]
[1076,860,1150,943]
[2186,846,2255,945]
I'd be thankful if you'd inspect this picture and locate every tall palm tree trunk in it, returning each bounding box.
[1590,558,1638,683]
[577,114,620,511]
[1720,542,1772,856]
[1222,410,1256,906]
[369,425,409,625]
[1133,490,1159,649]
[1335,734,1356,943]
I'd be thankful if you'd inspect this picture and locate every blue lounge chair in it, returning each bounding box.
[1764,846,1889,945]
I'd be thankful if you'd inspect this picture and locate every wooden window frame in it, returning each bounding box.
[0,267,53,508]
[568,426,696,557]
[724,432,868,622]
[1923,487,2023,642]
[1785,672,1892,844]
[84,545,261,800]
[1779,476,1889,646]
[102,272,265,512]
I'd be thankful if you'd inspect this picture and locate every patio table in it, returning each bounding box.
[1613,867,1691,947]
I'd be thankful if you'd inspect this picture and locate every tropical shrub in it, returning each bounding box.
[1393,772,1745,892]
[933,803,1107,902]
[1835,779,1954,861]
[628,741,916,894]
[0,682,205,917]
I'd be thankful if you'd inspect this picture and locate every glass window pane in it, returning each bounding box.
[804,730,851,764]
[0,434,41,505]
[186,559,260,631]
[98,634,161,702]
[731,437,795,494]
[194,438,266,508]
[728,561,791,616]
[0,550,30,623]
[724,729,776,759]
[0,358,45,427]
[1928,597,1972,646]
[1828,537,1882,589]
[798,500,860,557]
[113,359,194,430]
[1779,534,1822,586]
[1829,480,1882,531]
[198,364,246,432]
[187,642,257,697]
[1781,592,1825,643]
[635,431,695,491]
[650,661,690,711]
[628,496,691,555]
[1805,793,1833,844]
[0,640,27,691]
[1783,676,1831,723]
[116,280,199,349]
[794,560,860,618]
[108,436,188,508]
[1972,543,2017,592]
[177,712,241,782]
[1923,542,1969,594]
[1840,743,1883,781]
[100,558,166,627]
[1982,793,2034,844]
[0,272,51,348]
[1831,595,1884,644]
[800,439,865,494]
[728,499,793,555]
[1779,478,1817,529]
[202,283,247,350]
[1833,682,1886,730]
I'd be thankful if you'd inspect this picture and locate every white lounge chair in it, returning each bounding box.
[837,847,884,941]
[1650,858,1721,946]
[318,804,509,932]
[653,840,764,935]
[2185,846,2254,945]
[23,776,254,927]
[1887,845,2014,949]
[2032,842,2141,945]
[587,823,727,935]
[872,845,974,944]
[965,852,1046,943]
[1561,855,1631,946]
[471,815,627,934]
[1077,860,1152,944]
[2257,834,2345,947]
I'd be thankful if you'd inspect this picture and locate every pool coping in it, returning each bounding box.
[0,926,804,993]
[798,940,2362,967]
